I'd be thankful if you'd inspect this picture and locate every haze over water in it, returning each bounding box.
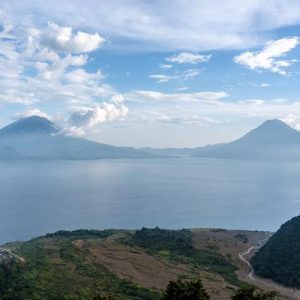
[1,158,299,244]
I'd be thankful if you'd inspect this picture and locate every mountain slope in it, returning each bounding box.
[0,116,59,136]
[252,215,300,288]
[0,116,158,160]
[193,119,300,159]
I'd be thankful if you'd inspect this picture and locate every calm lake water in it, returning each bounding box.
[1,158,300,244]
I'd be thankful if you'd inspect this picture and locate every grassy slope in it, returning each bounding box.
[0,228,267,300]
[0,230,160,300]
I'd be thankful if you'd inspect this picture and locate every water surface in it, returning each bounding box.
[1,158,299,243]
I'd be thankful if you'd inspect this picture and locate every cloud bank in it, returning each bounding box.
[234,37,300,75]
[3,0,300,51]
[68,95,128,135]
[0,14,126,133]
[41,22,105,53]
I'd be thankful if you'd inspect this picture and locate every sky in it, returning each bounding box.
[0,0,300,147]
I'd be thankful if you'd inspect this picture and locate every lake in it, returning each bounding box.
[0,158,299,244]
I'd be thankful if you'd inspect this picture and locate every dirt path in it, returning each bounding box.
[238,235,300,300]
[238,235,270,281]
[239,245,257,281]
[0,247,25,262]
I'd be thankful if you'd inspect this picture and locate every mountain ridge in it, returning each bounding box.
[1,116,300,160]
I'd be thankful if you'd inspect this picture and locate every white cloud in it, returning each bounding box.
[1,3,300,146]
[260,83,270,87]
[126,90,300,136]
[181,69,201,80]
[4,1,300,51]
[34,54,89,81]
[0,11,14,40]
[196,91,229,101]
[0,17,116,115]
[271,98,288,104]
[141,111,221,125]
[16,108,50,119]
[68,95,128,135]
[166,52,211,64]
[177,87,189,91]
[160,64,172,69]
[0,16,128,137]
[149,69,201,83]
[280,114,300,130]
[234,37,300,75]
[240,99,265,105]
[149,74,175,83]
[41,22,105,53]
[125,90,229,103]
[65,69,104,83]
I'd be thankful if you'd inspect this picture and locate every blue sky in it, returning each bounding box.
[1,0,300,147]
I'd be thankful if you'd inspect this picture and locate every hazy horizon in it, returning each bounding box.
[0,115,295,149]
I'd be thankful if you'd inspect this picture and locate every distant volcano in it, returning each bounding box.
[193,119,300,160]
[0,116,158,160]
[233,119,300,144]
[0,116,59,136]
[1,117,300,160]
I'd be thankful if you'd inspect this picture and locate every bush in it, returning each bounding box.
[162,279,210,300]
[131,228,240,286]
[231,287,277,300]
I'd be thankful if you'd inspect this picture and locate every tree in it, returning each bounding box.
[92,295,116,300]
[162,279,210,300]
[231,287,277,300]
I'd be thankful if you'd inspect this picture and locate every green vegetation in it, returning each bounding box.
[0,228,279,299]
[161,280,276,300]
[131,227,193,253]
[162,279,210,300]
[231,286,277,300]
[235,233,248,244]
[45,229,118,239]
[252,215,300,288]
[130,227,241,286]
[0,230,160,300]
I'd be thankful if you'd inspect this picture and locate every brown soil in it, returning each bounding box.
[71,230,259,299]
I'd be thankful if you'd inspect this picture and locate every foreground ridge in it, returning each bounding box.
[1,227,296,299]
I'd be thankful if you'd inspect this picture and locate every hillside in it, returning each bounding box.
[0,228,276,300]
[252,215,300,288]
